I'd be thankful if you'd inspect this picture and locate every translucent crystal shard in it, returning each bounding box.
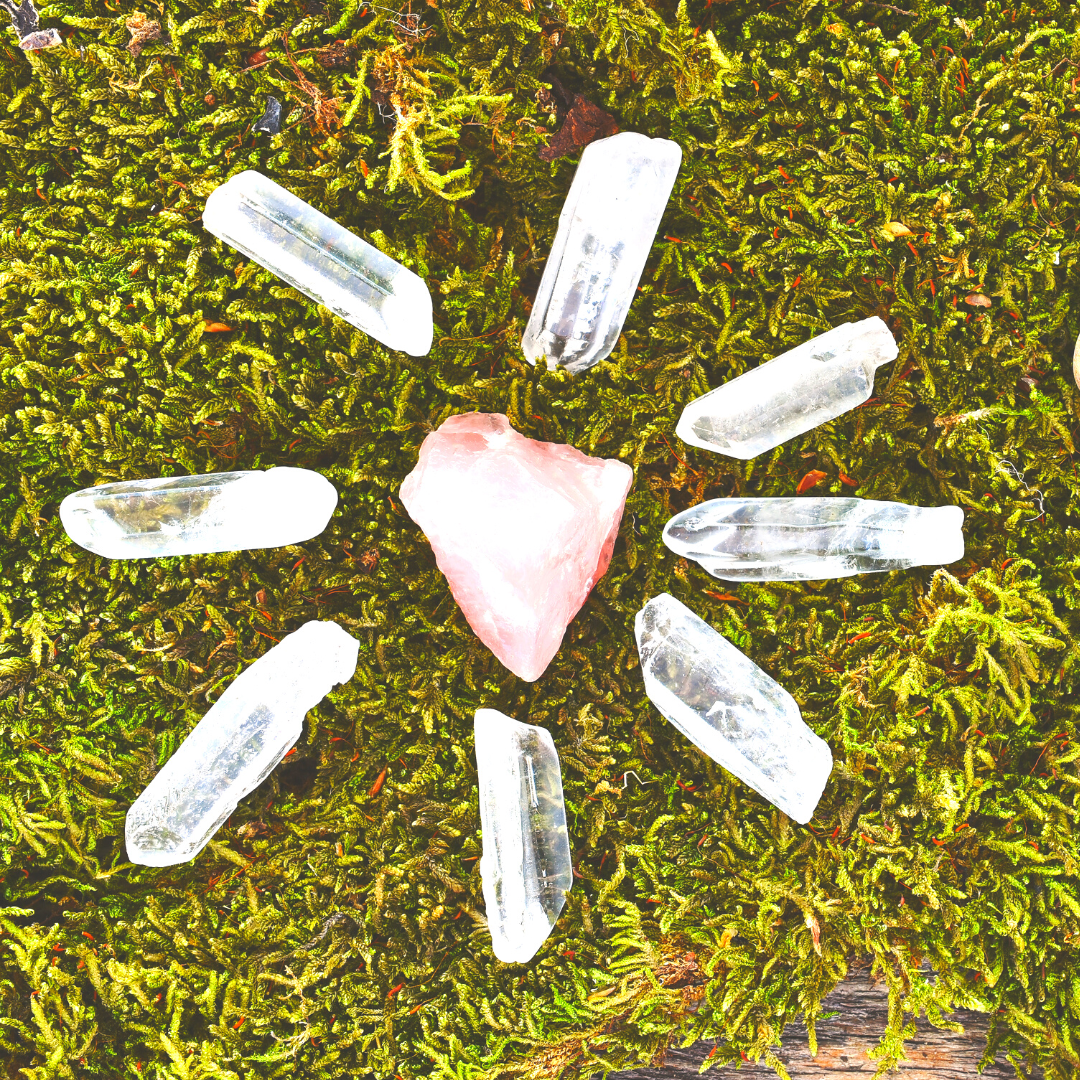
[203,170,432,355]
[126,621,359,866]
[663,497,965,582]
[399,413,633,682]
[475,709,572,963]
[676,317,898,459]
[60,468,338,559]
[522,132,682,374]
[635,593,832,823]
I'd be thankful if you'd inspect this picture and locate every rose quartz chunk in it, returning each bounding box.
[400,413,633,682]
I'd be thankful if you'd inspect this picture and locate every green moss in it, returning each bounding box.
[1,0,1079,1076]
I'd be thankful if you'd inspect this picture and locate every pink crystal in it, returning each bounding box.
[399,413,633,682]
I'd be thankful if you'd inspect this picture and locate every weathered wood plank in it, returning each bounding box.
[616,966,1022,1079]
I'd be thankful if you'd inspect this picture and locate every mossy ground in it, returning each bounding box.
[1,0,1080,1077]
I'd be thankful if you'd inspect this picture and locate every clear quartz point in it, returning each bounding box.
[522,132,682,374]
[635,593,832,824]
[60,468,338,559]
[126,621,359,866]
[203,170,433,355]
[663,497,965,582]
[475,709,572,963]
[676,317,898,459]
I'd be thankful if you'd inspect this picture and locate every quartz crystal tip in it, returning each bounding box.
[125,620,359,866]
[399,413,633,682]
[60,467,338,559]
[662,497,965,582]
[475,709,572,963]
[203,170,433,356]
[522,131,682,373]
[676,316,898,459]
[635,593,832,823]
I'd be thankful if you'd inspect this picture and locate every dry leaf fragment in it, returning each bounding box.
[367,765,388,797]
[203,321,233,332]
[315,39,356,69]
[964,293,992,308]
[880,221,912,239]
[282,31,340,132]
[125,12,161,57]
[538,73,618,163]
[796,469,828,494]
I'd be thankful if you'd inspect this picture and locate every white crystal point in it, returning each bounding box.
[522,132,682,374]
[475,709,572,963]
[663,498,965,582]
[60,468,338,559]
[676,317,898,459]
[126,621,359,866]
[635,594,832,824]
[203,170,433,356]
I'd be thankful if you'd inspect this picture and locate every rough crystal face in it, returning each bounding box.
[126,621,359,866]
[399,413,633,682]
[676,317,898,459]
[635,593,832,823]
[663,498,965,581]
[522,132,682,374]
[60,468,338,559]
[203,170,432,355]
[475,709,572,963]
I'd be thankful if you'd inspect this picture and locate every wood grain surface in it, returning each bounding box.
[616,965,1025,1079]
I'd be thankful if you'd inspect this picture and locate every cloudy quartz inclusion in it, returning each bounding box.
[475,709,572,963]
[663,497,965,581]
[635,594,832,824]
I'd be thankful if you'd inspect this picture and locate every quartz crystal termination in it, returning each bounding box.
[676,317,898,459]
[475,709,572,963]
[60,468,338,559]
[664,497,965,582]
[635,593,832,823]
[399,413,633,682]
[203,171,432,356]
[522,132,682,374]
[126,621,359,866]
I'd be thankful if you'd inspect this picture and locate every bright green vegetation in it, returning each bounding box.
[1,0,1079,1076]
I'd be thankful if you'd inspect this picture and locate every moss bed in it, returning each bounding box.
[2,0,1080,1076]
